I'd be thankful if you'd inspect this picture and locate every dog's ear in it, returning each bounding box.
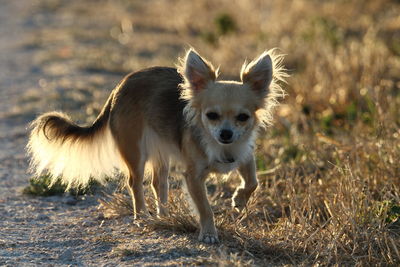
[241,52,273,96]
[182,49,217,91]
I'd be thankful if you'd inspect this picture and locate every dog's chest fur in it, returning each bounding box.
[183,121,256,174]
[210,160,240,174]
[204,136,254,174]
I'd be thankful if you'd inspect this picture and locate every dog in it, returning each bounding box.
[27,48,286,243]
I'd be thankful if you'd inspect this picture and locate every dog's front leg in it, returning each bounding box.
[232,155,258,212]
[185,167,218,244]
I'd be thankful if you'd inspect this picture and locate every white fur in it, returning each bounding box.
[141,126,182,174]
[27,124,124,189]
[202,130,257,174]
[27,119,183,189]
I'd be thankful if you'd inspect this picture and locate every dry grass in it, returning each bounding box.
[24,0,400,265]
[96,0,400,265]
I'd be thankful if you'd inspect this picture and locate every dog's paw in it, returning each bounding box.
[134,210,150,220]
[232,193,247,212]
[157,206,169,217]
[198,232,219,244]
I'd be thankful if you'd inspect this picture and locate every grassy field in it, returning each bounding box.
[24,0,400,265]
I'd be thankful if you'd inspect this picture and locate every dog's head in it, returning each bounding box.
[179,49,285,146]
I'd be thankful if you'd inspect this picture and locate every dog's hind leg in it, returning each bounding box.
[151,161,170,216]
[118,146,149,218]
[125,153,149,218]
[112,119,149,218]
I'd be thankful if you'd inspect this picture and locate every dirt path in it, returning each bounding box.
[0,1,115,265]
[0,1,216,266]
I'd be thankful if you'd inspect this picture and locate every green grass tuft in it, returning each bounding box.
[23,174,67,196]
[23,174,99,196]
[215,13,237,35]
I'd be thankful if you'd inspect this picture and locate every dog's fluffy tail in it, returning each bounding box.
[27,93,122,189]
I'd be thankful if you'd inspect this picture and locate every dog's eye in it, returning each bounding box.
[236,113,250,122]
[206,112,220,120]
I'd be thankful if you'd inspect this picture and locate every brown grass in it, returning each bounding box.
[26,0,400,265]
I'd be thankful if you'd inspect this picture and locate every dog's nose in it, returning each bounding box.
[219,129,233,142]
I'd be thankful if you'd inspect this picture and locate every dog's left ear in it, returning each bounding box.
[182,49,217,91]
[240,52,273,96]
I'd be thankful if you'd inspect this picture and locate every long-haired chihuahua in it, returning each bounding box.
[28,48,286,243]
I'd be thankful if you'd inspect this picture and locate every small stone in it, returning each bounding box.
[122,216,133,224]
[64,196,77,206]
[35,214,49,221]
[82,220,95,227]
[58,249,74,261]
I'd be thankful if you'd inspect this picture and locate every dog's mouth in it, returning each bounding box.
[219,140,233,144]
[216,151,235,164]
[216,157,235,164]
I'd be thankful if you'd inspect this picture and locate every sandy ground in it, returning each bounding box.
[0,1,220,266]
[0,1,118,265]
[3,0,400,266]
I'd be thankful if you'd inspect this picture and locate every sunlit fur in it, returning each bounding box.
[178,48,287,167]
[27,111,125,189]
[27,48,287,244]
[180,49,287,130]
[241,49,288,127]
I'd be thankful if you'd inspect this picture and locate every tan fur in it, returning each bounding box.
[27,48,287,244]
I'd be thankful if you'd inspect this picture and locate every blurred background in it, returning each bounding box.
[2,0,400,265]
[19,0,399,182]
[17,0,400,138]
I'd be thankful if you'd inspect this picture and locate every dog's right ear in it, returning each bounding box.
[182,49,217,91]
